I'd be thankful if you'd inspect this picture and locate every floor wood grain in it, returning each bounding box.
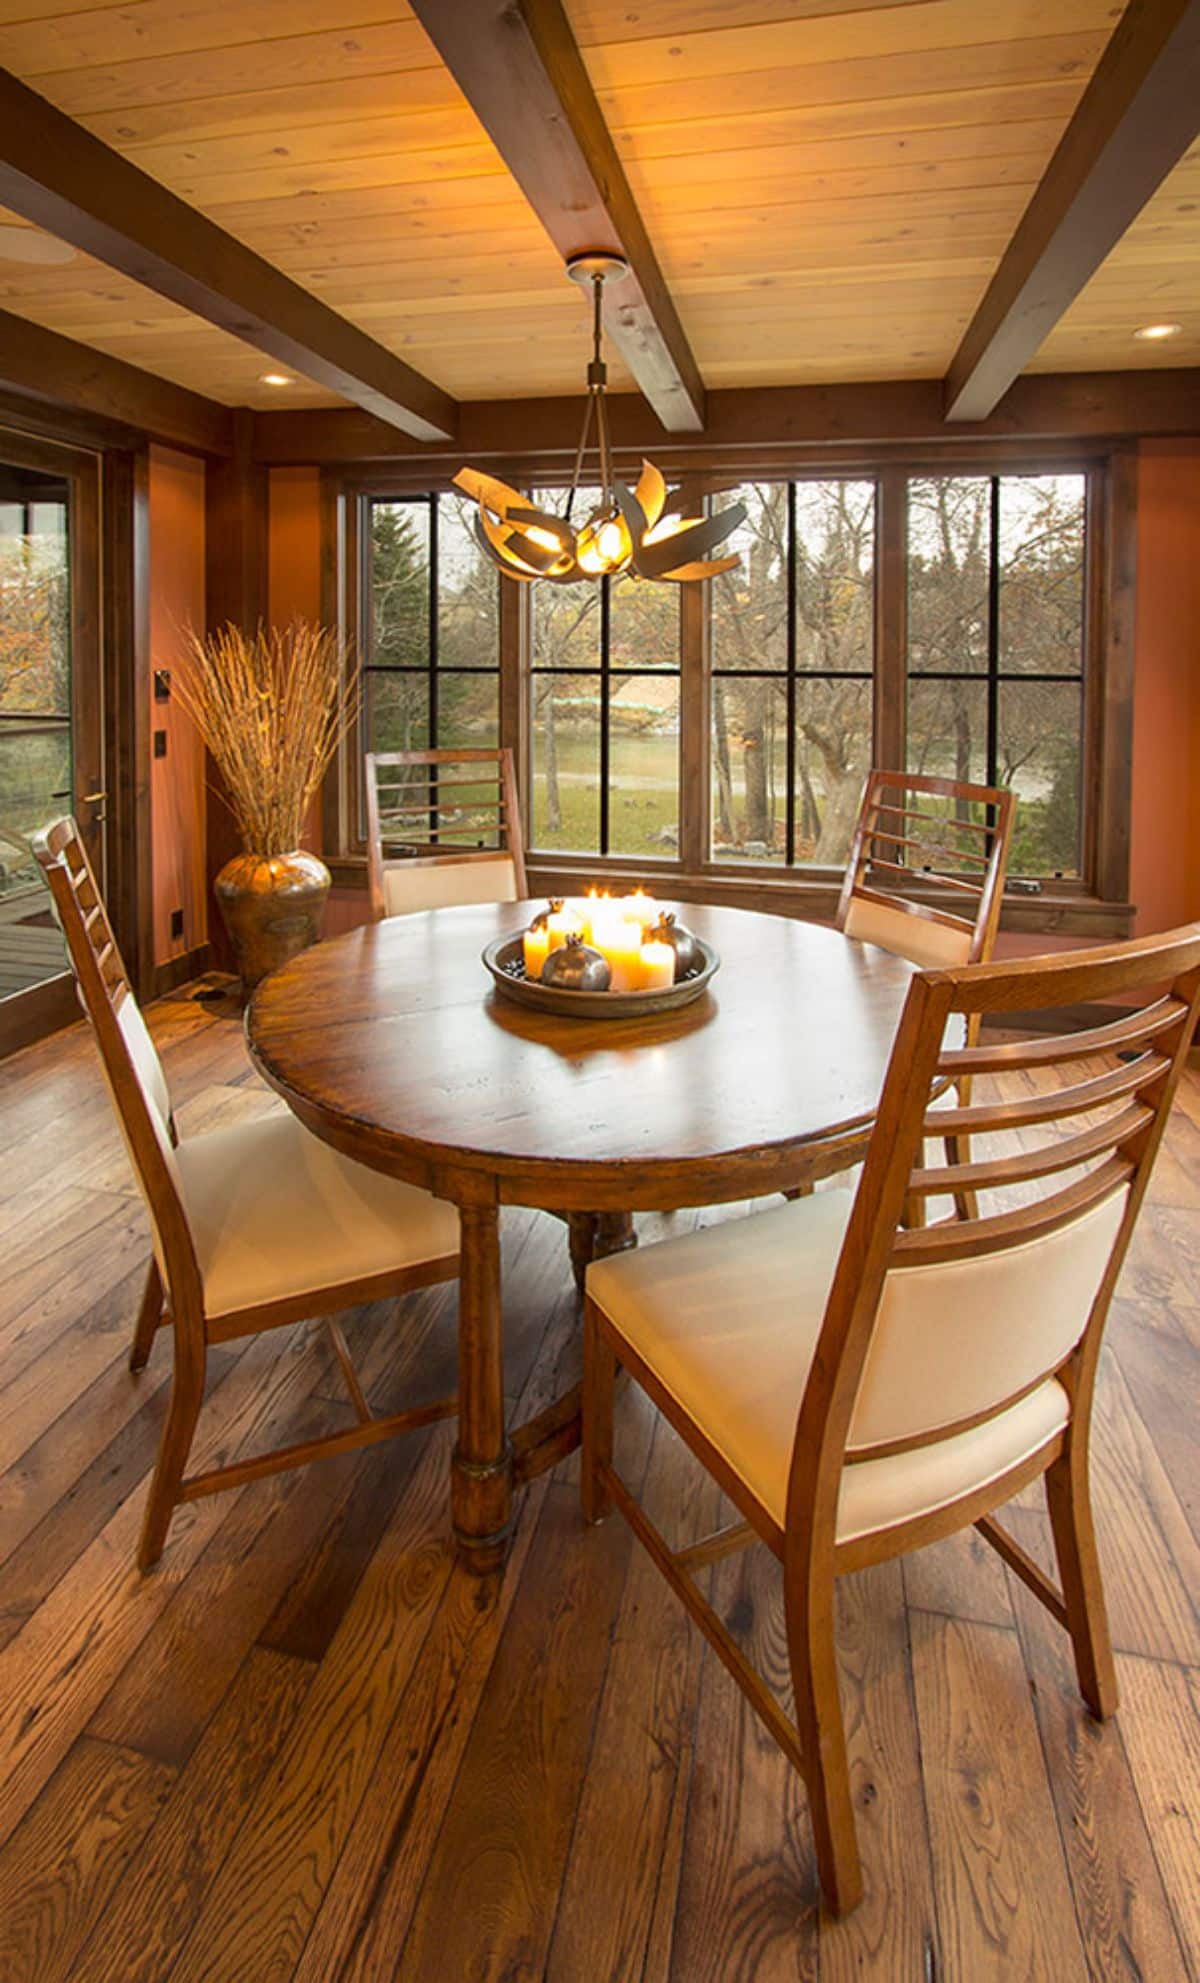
[0,983,1197,1981]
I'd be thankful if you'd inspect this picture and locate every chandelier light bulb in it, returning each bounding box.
[577,510,633,576]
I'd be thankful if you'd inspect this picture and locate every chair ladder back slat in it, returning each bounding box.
[837,769,1016,969]
[793,927,1200,1539]
[29,818,201,1316]
[364,746,528,920]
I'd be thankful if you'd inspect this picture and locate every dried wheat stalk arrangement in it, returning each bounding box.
[174,620,358,857]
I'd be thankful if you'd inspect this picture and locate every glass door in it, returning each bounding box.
[0,434,104,1055]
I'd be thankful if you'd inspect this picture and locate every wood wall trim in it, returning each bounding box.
[103,446,154,1002]
[1095,445,1138,908]
[0,68,457,444]
[252,370,1200,467]
[0,304,232,458]
[944,0,1200,422]
[408,0,704,433]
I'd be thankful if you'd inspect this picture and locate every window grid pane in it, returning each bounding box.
[527,482,680,859]
[366,494,501,765]
[905,472,1086,879]
[711,478,876,865]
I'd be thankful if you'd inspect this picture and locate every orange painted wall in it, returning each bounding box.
[149,445,207,965]
[1131,441,1200,937]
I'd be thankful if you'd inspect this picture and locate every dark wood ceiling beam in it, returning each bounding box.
[409,0,705,434]
[252,369,1200,467]
[0,69,458,444]
[944,0,1200,423]
[0,304,233,456]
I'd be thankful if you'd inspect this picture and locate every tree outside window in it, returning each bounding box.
[366,492,500,764]
[529,486,681,859]
[711,480,876,866]
[907,473,1085,877]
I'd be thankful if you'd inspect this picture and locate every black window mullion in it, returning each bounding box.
[785,480,797,866]
[428,495,439,839]
[986,476,1000,791]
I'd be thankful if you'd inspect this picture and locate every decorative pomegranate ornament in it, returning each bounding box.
[540,934,612,991]
[646,911,700,982]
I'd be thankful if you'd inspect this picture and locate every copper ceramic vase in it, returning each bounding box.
[214,848,330,991]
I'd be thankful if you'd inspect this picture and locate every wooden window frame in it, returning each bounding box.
[323,442,1135,939]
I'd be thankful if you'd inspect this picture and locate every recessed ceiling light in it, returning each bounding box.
[1134,322,1183,341]
[0,224,76,266]
[260,372,291,385]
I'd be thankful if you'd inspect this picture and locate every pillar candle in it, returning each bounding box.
[547,905,583,951]
[523,924,550,981]
[622,889,657,934]
[639,940,675,991]
[594,916,644,993]
[579,889,609,944]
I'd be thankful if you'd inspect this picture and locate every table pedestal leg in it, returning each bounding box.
[567,1210,637,1293]
[451,1201,511,1574]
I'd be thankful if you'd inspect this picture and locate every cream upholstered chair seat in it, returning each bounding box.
[380,853,517,919]
[587,1184,1125,1543]
[174,1111,460,1320]
[842,896,973,971]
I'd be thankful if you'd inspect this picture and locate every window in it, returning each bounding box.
[529,486,681,859]
[341,451,1122,923]
[365,493,500,760]
[710,480,876,866]
[907,473,1086,877]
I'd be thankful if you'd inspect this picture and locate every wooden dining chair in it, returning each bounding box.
[828,768,1017,1220]
[33,817,461,1572]
[364,746,528,920]
[836,767,1015,970]
[581,925,1200,1914]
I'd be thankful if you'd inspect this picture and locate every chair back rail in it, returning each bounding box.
[836,768,1016,969]
[364,746,527,920]
[789,927,1200,1536]
[31,818,205,1322]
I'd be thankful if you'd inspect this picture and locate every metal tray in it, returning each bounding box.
[482,930,719,1019]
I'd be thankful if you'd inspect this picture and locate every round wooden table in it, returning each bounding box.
[247,900,916,1569]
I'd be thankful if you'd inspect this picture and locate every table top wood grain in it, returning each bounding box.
[247,901,917,1210]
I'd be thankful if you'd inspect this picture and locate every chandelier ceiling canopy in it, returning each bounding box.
[454,252,746,587]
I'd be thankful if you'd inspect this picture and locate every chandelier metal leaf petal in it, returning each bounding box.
[453,255,744,590]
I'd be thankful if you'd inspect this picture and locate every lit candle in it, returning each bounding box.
[523,922,550,981]
[579,887,609,945]
[639,939,675,991]
[547,903,584,951]
[594,916,645,993]
[622,888,657,934]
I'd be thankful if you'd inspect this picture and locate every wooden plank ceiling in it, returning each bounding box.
[0,0,1192,410]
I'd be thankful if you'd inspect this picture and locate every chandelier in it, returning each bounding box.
[454,252,746,586]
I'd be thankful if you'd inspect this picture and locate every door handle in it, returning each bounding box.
[81,789,108,822]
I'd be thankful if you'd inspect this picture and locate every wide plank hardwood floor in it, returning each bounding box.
[0,980,1198,1982]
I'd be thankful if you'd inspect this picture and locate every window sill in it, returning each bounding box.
[525,856,1135,941]
[328,852,1134,940]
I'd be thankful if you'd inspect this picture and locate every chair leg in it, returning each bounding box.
[581,1297,615,1525]
[129,1260,164,1372]
[786,1578,862,1916]
[137,1345,205,1573]
[1045,1444,1118,1719]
